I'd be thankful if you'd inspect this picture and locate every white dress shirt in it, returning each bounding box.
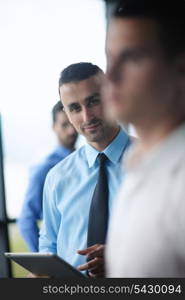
[106,123,185,277]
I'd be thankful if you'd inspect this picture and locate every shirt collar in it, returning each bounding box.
[85,128,130,168]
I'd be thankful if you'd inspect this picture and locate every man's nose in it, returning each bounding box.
[82,107,94,123]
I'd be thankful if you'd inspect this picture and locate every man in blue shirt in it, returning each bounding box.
[17,101,78,251]
[38,62,130,277]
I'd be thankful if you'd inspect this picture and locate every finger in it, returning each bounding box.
[87,246,105,260]
[77,244,100,255]
[88,259,104,272]
[27,272,36,278]
[27,272,49,278]
[87,257,103,269]
[77,258,98,271]
[88,265,104,274]
[88,271,104,278]
[77,262,89,271]
[77,257,102,271]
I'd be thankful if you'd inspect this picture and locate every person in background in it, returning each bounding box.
[17,101,78,251]
[104,0,185,277]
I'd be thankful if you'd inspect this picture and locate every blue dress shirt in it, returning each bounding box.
[17,145,72,252]
[39,129,130,268]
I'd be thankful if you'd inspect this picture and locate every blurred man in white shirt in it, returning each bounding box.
[104,0,185,277]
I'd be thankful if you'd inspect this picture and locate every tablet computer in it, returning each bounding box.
[5,252,86,278]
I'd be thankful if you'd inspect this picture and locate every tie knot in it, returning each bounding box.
[97,153,108,164]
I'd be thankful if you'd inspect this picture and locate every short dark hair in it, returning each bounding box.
[58,62,103,88]
[112,0,185,59]
[52,101,64,123]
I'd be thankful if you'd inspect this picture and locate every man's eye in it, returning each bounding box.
[88,98,100,107]
[69,105,81,112]
[120,53,143,64]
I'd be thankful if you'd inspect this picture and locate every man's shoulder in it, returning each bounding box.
[29,158,52,179]
[43,148,65,163]
[31,149,60,170]
[46,145,86,179]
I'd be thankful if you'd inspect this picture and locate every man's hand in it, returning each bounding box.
[26,272,50,278]
[77,244,105,278]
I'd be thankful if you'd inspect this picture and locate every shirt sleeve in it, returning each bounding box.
[17,164,48,252]
[38,171,61,254]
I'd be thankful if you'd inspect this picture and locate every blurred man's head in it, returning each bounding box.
[59,62,119,151]
[52,101,77,149]
[104,0,185,127]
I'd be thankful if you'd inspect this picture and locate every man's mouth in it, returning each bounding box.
[83,122,101,132]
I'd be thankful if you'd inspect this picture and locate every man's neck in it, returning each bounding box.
[135,116,185,153]
[59,142,75,152]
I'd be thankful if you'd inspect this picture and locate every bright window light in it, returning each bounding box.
[0,0,106,218]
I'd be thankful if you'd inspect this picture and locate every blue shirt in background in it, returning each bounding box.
[39,129,130,268]
[17,145,73,251]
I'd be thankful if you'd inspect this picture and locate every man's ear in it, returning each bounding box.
[52,123,57,133]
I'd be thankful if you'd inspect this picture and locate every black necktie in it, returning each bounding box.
[87,153,109,247]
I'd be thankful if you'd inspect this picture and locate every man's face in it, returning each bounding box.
[59,73,115,144]
[53,111,77,148]
[104,17,177,125]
